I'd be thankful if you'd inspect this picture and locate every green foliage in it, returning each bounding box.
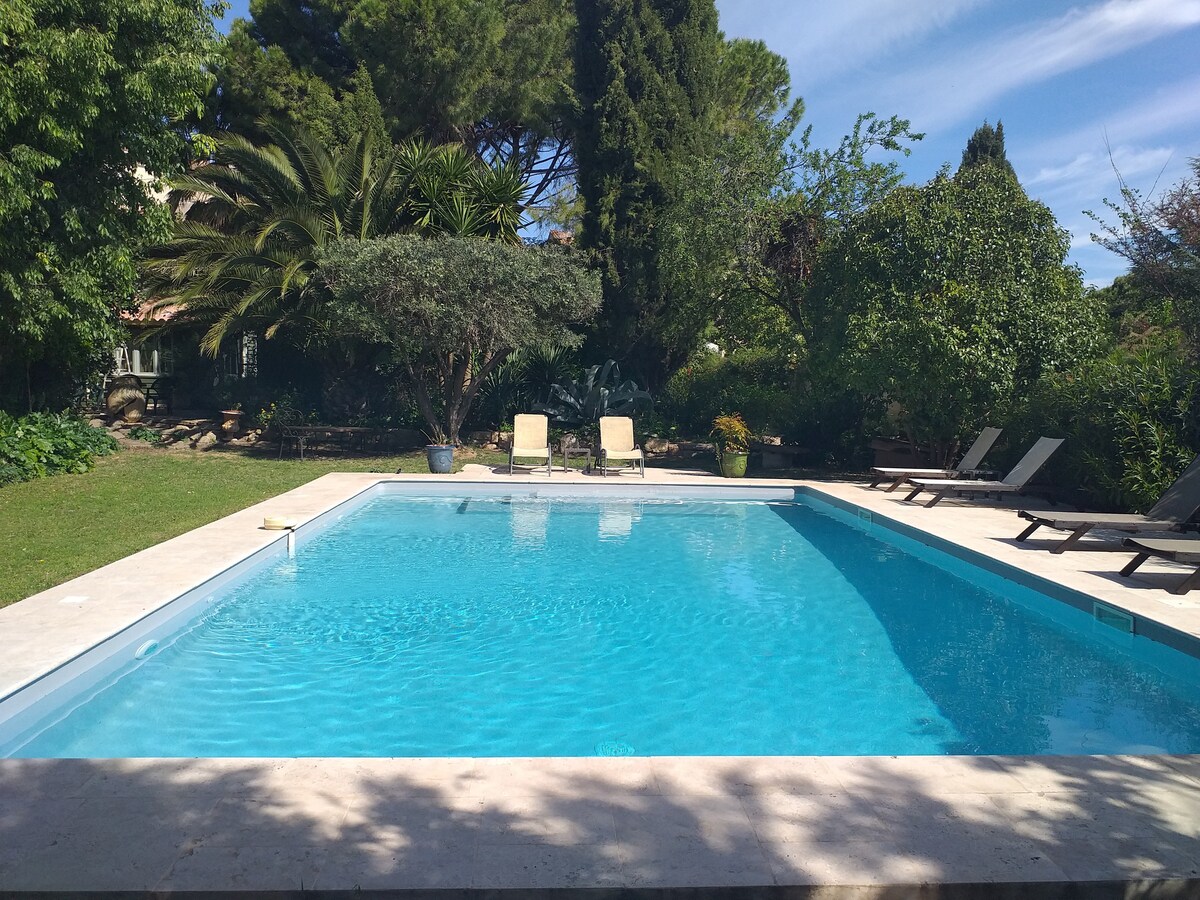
[574,0,722,385]
[142,126,528,356]
[474,345,579,429]
[0,0,221,411]
[0,412,117,486]
[807,164,1104,452]
[1013,339,1199,512]
[535,360,652,428]
[318,235,602,443]
[658,104,921,365]
[662,350,794,436]
[711,413,752,453]
[126,425,163,445]
[1089,157,1200,350]
[959,121,1017,179]
[210,25,387,153]
[212,0,576,212]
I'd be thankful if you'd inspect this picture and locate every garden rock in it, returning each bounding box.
[194,431,219,450]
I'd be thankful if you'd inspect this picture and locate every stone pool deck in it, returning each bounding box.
[1,467,1199,896]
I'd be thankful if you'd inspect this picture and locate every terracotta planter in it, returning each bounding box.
[220,410,244,437]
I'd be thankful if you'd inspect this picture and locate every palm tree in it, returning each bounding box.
[142,124,528,355]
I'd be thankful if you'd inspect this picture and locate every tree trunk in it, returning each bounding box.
[444,349,511,445]
[405,359,446,443]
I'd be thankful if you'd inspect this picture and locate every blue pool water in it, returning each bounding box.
[10,494,1200,757]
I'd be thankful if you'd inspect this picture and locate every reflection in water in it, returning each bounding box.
[599,501,642,540]
[510,499,549,549]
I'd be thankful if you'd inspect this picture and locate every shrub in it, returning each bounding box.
[659,348,879,466]
[661,350,796,437]
[1010,337,1200,511]
[0,413,118,486]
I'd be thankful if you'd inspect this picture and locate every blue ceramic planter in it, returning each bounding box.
[425,444,454,474]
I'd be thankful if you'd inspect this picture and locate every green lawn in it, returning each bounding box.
[0,445,509,608]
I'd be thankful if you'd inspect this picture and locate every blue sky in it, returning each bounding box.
[218,0,1199,285]
[716,0,1200,286]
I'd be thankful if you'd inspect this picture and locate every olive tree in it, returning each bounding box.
[806,164,1105,459]
[319,235,602,443]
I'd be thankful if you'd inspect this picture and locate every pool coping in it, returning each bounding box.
[2,467,1200,894]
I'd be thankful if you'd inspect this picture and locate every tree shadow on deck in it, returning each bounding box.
[1,754,1198,896]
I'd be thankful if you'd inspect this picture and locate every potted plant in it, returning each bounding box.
[425,442,454,474]
[711,413,752,478]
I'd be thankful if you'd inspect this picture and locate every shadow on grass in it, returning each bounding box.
[1,754,1199,895]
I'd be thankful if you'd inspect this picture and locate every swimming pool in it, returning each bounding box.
[5,487,1200,757]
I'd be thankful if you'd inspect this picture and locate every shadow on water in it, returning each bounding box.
[768,503,1200,757]
[0,754,1198,896]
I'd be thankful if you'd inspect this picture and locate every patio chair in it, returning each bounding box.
[869,427,1002,492]
[598,416,646,477]
[509,413,553,477]
[903,437,1064,508]
[144,376,174,413]
[275,406,309,460]
[1015,453,1200,553]
[1119,536,1200,594]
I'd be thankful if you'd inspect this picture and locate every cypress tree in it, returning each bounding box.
[960,120,1017,179]
[574,0,720,386]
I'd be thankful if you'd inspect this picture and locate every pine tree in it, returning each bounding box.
[960,121,1017,179]
[573,0,721,386]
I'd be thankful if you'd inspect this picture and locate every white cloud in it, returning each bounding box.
[881,0,1200,132]
[1025,145,1175,195]
[1028,76,1200,162]
[715,0,986,89]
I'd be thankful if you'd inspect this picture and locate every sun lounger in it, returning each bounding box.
[509,413,553,476]
[904,437,1064,508]
[869,427,1002,492]
[598,416,645,477]
[1015,454,1200,553]
[1120,537,1200,594]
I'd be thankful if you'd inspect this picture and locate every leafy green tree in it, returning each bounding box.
[1090,157,1200,349]
[657,105,921,363]
[319,235,602,443]
[714,37,794,136]
[143,126,527,355]
[574,0,721,386]
[806,164,1104,457]
[212,0,576,213]
[210,24,387,153]
[959,121,1017,179]
[0,0,220,411]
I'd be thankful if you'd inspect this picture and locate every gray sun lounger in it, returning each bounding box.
[904,437,1064,508]
[1015,453,1200,553]
[869,427,1002,492]
[1120,537,1200,594]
